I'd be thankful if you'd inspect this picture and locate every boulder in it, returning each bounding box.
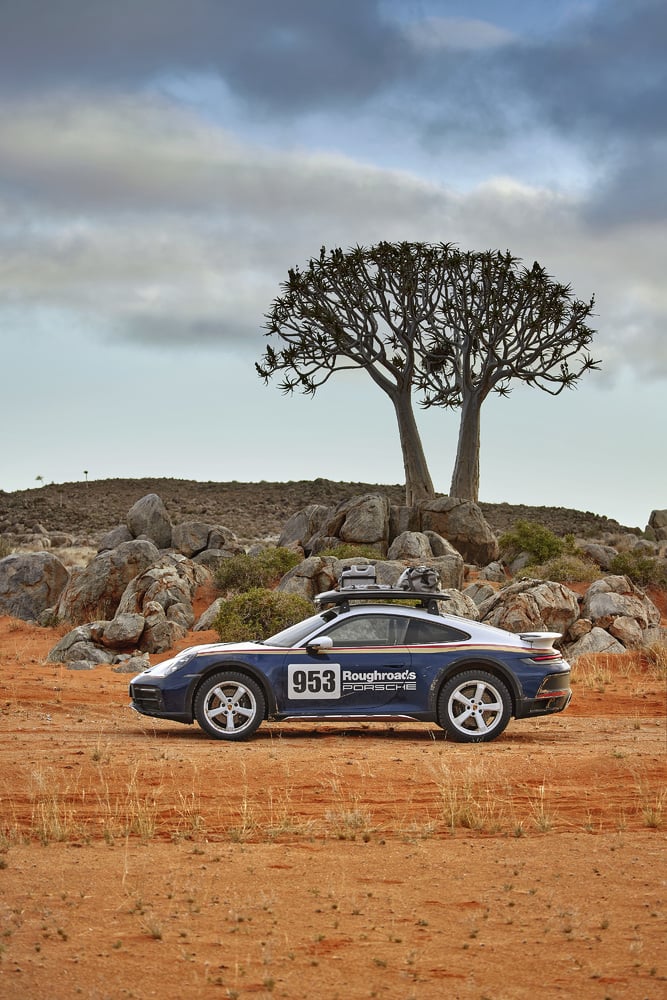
[0,551,69,621]
[56,539,160,623]
[171,521,211,557]
[97,613,146,649]
[207,526,244,554]
[648,509,667,542]
[439,589,480,620]
[478,579,580,634]
[576,541,618,571]
[116,554,205,620]
[279,505,331,550]
[608,615,644,648]
[580,576,660,632]
[140,600,187,654]
[387,531,433,561]
[478,561,506,583]
[565,627,625,660]
[127,494,172,549]
[98,525,133,552]
[276,556,338,601]
[194,597,225,632]
[419,497,499,565]
[47,625,114,664]
[566,618,593,642]
[429,554,465,590]
[463,582,495,607]
[423,532,460,559]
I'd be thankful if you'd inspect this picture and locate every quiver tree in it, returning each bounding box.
[420,249,599,501]
[257,242,454,505]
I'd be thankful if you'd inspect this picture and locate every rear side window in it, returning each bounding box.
[405,619,469,645]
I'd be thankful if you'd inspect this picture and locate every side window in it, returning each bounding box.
[326,614,409,647]
[405,619,470,645]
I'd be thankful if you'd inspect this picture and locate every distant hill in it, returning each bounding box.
[0,477,636,542]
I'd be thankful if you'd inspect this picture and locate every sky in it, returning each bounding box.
[0,0,665,529]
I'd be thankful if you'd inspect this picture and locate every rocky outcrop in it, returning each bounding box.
[647,509,667,542]
[56,539,160,624]
[478,579,580,635]
[579,576,660,634]
[419,497,499,565]
[126,493,173,549]
[0,552,70,621]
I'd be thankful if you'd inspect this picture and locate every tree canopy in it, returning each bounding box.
[257,242,599,505]
[420,248,598,499]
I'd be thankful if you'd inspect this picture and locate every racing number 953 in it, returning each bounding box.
[287,664,341,700]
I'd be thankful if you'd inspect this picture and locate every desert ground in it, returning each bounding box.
[0,482,665,999]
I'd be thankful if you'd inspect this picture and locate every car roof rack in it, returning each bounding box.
[314,587,451,615]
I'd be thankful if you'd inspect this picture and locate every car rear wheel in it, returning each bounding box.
[194,671,265,741]
[438,670,511,743]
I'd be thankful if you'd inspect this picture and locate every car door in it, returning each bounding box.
[280,612,417,717]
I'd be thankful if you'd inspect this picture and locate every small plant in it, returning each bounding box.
[213,588,314,642]
[0,537,13,559]
[318,544,381,560]
[519,553,601,583]
[215,547,301,593]
[609,551,667,587]
[499,520,565,565]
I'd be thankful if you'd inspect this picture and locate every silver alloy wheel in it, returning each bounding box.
[194,671,265,740]
[204,679,257,735]
[438,669,512,743]
[448,678,504,736]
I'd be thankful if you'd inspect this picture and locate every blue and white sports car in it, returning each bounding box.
[129,567,571,743]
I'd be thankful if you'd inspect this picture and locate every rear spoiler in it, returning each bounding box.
[518,632,562,650]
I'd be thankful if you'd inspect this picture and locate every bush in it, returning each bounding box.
[609,551,667,588]
[214,547,302,594]
[517,554,601,584]
[317,544,380,560]
[499,520,565,565]
[213,588,315,642]
[0,537,13,559]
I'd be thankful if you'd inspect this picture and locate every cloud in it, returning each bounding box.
[404,16,515,52]
[0,0,408,112]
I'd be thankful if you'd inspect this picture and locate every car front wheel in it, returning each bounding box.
[194,671,265,741]
[438,670,511,743]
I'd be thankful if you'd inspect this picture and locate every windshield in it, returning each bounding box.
[264,610,336,648]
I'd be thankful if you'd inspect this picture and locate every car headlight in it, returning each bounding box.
[149,649,198,678]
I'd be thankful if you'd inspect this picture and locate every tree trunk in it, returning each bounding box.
[449,391,482,501]
[392,391,435,506]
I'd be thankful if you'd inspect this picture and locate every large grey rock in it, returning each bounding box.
[47,625,114,664]
[478,579,580,634]
[423,532,460,559]
[0,552,70,620]
[463,582,495,607]
[576,541,618,571]
[127,494,172,549]
[279,505,331,550]
[140,600,187,653]
[98,613,146,649]
[565,627,625,660]
[56,539,160,623]
[171,521,211,557]
[276,556,338,600]
[420,497,499,565]
[207,526,244,554]
[439,589,479,620]
[116,554,205,619]
[580,576,660,631]
[648,509,667,541]
[98,525,133,552]
[194,597,225,631]
[608,615,644,647]
[387,531,432,561]
[429,555,465,589]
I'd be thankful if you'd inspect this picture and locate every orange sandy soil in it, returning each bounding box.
[0,598,665,1000]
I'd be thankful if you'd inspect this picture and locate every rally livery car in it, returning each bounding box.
[129,565,571,743]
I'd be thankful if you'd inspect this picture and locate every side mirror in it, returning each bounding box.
[306,636,334,654]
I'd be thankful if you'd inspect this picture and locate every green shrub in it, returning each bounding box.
[0,537,13,560]
[499,520,565,565]
[517,554,601,584]
[317,544,381,560]
[214,547,302,594]
[213,588,315,642]
[609,551,667,588]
